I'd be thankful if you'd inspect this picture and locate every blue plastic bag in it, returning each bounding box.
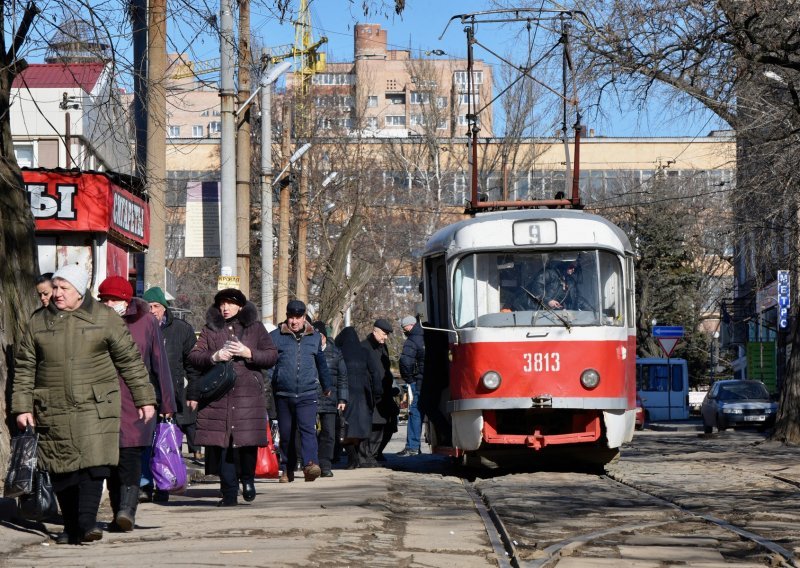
[150,418,187,493]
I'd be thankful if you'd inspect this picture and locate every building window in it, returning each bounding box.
[458,93,480,106]
[168,126,181,138]
[200,109,210,117]
[192,125,204,138]
[410,114,426,126]
[437,96,447,108]
[410,91,430,105]
[386,94,405,105]
[437,119,448,130]
[366,117,378,129]
[385,115,406,126]
[212,109,221,116]
[312,73,355,85]
[457,115,479,127]
[454,70,484,85]
[209,121,222,134]
[367,95,378,108]
[166,223,185,259]
[14,143,35,168]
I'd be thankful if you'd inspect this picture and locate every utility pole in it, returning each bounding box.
[219,0,237,283]
[277,102,292,318]
[236,0,251,296]
[131,0,147,177]
[296,160,309,301]
[259,59,292,325]
[144,0,167,289]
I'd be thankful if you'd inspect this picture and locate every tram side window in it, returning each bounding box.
[598,252,624,326]
[424,255,448,328]
[453,256,477,327]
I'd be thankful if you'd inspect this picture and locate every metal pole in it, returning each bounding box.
[261,73,274,324]
[219,0,237,278]
[344,249,351,327]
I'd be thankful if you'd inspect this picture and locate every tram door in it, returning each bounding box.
[421,254,453,447]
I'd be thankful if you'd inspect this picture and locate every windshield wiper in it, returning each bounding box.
[520,285,571,331]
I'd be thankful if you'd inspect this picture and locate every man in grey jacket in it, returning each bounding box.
[270,300,332,482]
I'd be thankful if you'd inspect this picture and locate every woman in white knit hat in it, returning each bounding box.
[11,264,158,545]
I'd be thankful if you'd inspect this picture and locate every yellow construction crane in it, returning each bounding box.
[268,0,327,95]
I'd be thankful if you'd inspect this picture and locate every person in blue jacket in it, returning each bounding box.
[270,300,332,482]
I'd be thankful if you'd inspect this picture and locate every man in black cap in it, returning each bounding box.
[269,299,332,482]
[362,318,399,463]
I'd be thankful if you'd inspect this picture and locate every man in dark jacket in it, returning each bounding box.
[270,300,332,482]
[397,316,425,456]
[312,321,348,477]
[362,318,399,462]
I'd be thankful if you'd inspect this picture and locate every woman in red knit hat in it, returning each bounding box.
[97,276,176,532]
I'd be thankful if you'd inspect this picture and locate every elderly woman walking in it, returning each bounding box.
[187,289,277,506]
[12,265,157,545]
[97,276,175,531]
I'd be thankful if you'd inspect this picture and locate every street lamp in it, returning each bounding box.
[710,330,720,383]
[259,61,292,325]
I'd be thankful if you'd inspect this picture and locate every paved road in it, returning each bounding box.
[1,423,799,567]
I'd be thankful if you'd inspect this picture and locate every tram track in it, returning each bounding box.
[463,471,799,568]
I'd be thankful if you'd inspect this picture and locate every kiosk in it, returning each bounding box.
[24,168,149,293]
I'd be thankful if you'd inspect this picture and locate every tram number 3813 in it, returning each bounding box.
[523,352,561,373]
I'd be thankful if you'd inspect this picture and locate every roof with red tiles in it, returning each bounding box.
[12,63,106,92]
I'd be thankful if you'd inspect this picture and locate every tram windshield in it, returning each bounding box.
[453,250,625,328]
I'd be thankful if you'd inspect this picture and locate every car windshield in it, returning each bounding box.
[718,382,771,401]
[452,249,625,328]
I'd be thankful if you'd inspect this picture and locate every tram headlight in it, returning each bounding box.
[580,369,600,389]
[481,371,502,390]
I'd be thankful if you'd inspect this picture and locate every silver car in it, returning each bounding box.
[701,380,778,434]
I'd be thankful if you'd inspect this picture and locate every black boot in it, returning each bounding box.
[115,485,139,532]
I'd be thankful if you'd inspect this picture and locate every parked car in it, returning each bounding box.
[635,395,645,430]
[700,380,778,434]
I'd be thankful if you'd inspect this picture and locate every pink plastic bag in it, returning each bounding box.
[151,418,187,493]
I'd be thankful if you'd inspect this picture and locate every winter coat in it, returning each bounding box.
[335,327,381,440]
[12,296,157,474]
[317,338,348,414]
[270,322,332,397]
[399,323,425,383]
[362,333,399,426]
[119,298,176,447]
[188,301,278,448]
[159,307,199,425]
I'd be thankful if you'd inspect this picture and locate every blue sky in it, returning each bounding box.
[238,0,727,138]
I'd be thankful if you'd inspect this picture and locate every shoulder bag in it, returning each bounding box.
[196,361,236,402]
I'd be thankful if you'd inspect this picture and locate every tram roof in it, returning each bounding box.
[423,209,633,258]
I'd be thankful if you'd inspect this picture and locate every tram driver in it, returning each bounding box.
[508,256,590,311]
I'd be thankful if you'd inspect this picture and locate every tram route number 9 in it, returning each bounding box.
[522,352,560,372]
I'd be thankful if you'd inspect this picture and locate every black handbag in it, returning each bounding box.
[336,409,349,443]
[18,469,58,521]
[196,361,236,402]
[4,426,38,498]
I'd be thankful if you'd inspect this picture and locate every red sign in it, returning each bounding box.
[23,170,150,247]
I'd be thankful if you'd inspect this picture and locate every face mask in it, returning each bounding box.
[112,303,127,316]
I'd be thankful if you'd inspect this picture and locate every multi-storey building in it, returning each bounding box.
[291,23,493,138]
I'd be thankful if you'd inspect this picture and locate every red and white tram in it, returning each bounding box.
[420,208,637,467]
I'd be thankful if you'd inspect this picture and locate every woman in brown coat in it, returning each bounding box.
[187,289,277,506]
